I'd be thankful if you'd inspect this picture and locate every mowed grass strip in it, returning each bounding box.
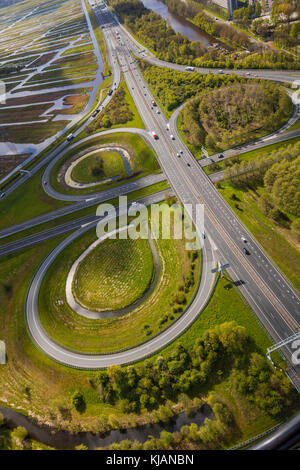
[71,150,127,184]
[73,237,154,310]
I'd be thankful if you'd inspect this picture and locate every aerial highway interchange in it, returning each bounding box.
[0,0,299,386]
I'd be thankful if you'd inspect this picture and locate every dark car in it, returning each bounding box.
[242,247,250,255]
[218,153,224,159]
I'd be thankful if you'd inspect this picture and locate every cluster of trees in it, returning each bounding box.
[95,322,248,413]
[86,86,133,133]
[271,0,300,24]
[198,47,300,69]
[91,157,104,177]
[233,353,294,416]
[180,97,206,148]
[224,141,300,233]
[140,61,242,111]
[233,2,262,28]
[224,141,300,188]
[108,0,204,63]
[197,82,291,150]
[264,155,300,217]
[92,321,292,418]
[250,1,300,47]
[104,394,234,450]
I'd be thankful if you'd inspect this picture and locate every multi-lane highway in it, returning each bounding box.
[0,0,299,380]
[82,1,300,376]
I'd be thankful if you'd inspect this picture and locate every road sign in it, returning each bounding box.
[201,146,209,158]
[211,262,230,275]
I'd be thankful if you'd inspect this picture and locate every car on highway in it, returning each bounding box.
[92,110,100,118]
[241,237,247,243]
[152,131,158,140]
[176,152,180,157]
[187,162,191,167]
[108,89,113,96]
[242,247,250,255]
[156,110,160,114]
[185,66,195,72]
[218,153,224,159]
[66,133,74,142]
[170,134,175,140]
[0,192,5,199]
[218,69,224,74]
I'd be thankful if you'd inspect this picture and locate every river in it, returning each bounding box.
[140,0,211,46]
[0,404,213,449]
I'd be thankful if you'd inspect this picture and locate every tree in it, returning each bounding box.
[10,426,28,449]
[291,218,300,240]
[71,390,86,413]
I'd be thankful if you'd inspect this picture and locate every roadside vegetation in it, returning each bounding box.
[182,81,292,151]
[215,140,300,290]
[139,61,244,113]
[203,137,300,175]
[85,80,145,134]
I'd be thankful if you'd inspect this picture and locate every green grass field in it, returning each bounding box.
[0,168,69,232]
[70,150,127,184]
[51,132,160,196]
[74,237,154,310]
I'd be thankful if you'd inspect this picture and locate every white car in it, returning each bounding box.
[170,134,175,140]
[241,237,247,243]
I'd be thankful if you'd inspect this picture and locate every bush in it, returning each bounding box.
[71,390,86,412]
